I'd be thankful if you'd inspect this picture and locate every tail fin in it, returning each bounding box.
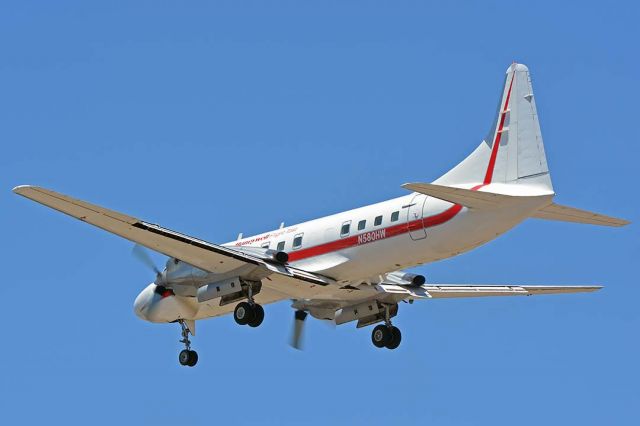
[435,63,553,191]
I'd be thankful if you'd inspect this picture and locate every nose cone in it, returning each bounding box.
[133,283,155,320]
[133,283,198,323]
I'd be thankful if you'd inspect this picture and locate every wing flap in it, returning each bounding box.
[531,202,629,227]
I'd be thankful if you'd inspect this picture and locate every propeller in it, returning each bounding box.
[131,244,162,279]
[290,310,308,350]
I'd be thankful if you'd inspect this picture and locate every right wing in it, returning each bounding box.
[377,283,602,300]
[531,202,630,227]
[423,284,602,298]
[13,185,335,299]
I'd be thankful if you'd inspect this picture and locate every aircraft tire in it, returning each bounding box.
[234,302,255,325]
[248,304,264,327]
[187,350,198,367]
[179,349,192,366]
[385,326,402,350]
[371,324,391,348]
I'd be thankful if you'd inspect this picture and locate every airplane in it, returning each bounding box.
[13,63,629,367]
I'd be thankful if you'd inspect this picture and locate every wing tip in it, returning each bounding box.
[587,285,604,292]
[524,285,604,294]
[12,185,35,195]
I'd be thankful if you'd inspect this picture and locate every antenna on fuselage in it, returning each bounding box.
[237,232,243,240]
[279,222,285,229]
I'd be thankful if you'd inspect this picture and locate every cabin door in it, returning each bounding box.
[407,194,427,240]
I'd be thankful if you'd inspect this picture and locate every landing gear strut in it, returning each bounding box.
[370,304,402,350]
[233,283,265,327]
[177,320,198,367]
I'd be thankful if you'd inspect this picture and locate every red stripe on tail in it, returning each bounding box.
[483,73,515,184]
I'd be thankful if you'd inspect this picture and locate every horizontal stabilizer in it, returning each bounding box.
[531,203,629,227]
[402,182,515,209]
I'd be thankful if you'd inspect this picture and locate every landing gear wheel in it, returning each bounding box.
[248,304,264,328]
[371,324,392,348]
[187,350,198,366]
[385,326,402,350]
[177,319,197,366]
[179,349,198,367]
[234,301,255,325]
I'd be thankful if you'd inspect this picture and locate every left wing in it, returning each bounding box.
[13,185,335,298]
[377,283,602,300]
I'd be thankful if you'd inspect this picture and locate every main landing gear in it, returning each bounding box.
[371,304,402,350]
[177,320,198,367]
[371,324,402,350]
[233,285,264,327]
[234,302,265,327]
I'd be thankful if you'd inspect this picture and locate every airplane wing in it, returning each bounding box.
[423,284,602,298]
[377,283,602,300]
[13,185,335,299]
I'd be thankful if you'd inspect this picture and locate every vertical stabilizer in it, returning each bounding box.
[435,63,553,191]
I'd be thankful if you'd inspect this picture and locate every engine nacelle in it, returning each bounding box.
[335,301,380,325]
[385,271,426,286]
[232,246,289,263]
[335,301,398,327]
[197,277,243,303]
[133,283,197,323]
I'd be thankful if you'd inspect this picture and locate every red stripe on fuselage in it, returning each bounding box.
[483,73,515,184]
[286,184,487,262]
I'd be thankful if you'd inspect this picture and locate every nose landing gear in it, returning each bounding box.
[177,319,198,367]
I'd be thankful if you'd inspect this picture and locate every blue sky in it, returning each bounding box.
[1,1,638,425]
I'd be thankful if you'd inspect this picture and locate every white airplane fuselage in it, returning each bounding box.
[131,186,549,323]
[230,184,552,283]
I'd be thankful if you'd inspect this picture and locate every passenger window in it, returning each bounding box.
[292,234,303,250]
[340,221,351,237]
[374,215,383,226]
[358,220,366,230]
[261,242,270,249]
[277,241,285,251]
[391,211,399,222]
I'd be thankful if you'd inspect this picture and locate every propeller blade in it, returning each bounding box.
[131,244,161,276]
[290,310,308,350]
